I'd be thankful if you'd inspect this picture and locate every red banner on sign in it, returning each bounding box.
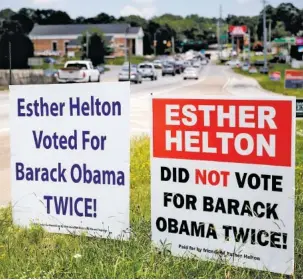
[228,25,247,35]
[152,98,292,167]
[285,69,303,80]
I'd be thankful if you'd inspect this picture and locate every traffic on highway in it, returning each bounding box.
[53,50,210,84]
[117,51,210,83]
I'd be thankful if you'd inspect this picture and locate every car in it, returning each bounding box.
[138,62,158,80]
[205,53,211,60]
[259,66,269,74]
[153,60,163,69]
[183,67,199,80]
[193,61,201,68]
[162,63,176,76]
[184,61,192,68]
[118,66,142,84]
[225,60,241,68]
[175,60,185,73]
[201,59,208,65]
[96,65,105,74]
[56,60,101,83]
[249,66,258,74]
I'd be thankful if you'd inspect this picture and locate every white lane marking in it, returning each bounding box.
[222,76,232,92]
[134,76,207,99]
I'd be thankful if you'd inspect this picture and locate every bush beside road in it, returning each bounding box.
[0,131,303,278]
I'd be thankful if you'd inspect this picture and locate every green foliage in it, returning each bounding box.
[79,29,107,66]
[0,20,34,69]
[272,21,291,39]
[0,135,303,278]
[88,33,105,66]
[0,2,302,57]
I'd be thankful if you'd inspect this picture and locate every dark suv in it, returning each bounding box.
[162,63,177,76]
[174,61,184,73]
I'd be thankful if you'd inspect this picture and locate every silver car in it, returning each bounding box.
[138,62,158,80]
[183,67,199,80]
[118,66,142,84]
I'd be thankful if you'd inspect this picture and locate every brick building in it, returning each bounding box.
[29,23,144,57]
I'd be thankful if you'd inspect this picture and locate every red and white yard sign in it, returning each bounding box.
[151,96,295,275]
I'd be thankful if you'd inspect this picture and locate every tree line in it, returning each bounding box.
[0,2,302,68]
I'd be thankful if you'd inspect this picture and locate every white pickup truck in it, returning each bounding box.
[56,60,101,83]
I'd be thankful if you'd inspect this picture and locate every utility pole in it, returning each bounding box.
[9,40,12,85]
[268,19,272,43]
[86,31,89,58]
[171,36,175,55]
[154,32,157,57]
[128,41,131,81]
[262,0,268,69]
[125,26,131,81]
[248,29,251,63]
[124,28,128,62]
[218,5,223,58]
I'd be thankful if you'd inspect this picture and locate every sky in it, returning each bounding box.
[0,0,303,19]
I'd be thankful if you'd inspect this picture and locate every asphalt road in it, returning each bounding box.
[0,62,274,206]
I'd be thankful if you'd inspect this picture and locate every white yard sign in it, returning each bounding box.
[151,96,295,275]
[10,83,130,239]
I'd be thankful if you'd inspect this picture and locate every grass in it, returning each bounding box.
[0,85,8,91]
[244,54,274,63]
[0,134,303,278]
[234,63,303,98]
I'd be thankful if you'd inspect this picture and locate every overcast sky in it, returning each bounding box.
[1,0,303,19]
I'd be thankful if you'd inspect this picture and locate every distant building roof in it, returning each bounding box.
[67,36,114,47]
[30,24,141,36]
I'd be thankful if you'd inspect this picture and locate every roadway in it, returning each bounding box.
[0,62,275,206]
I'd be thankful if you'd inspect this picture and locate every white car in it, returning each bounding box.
[138,62,158,80]
[193,61,201,68]
[153,60,163,69]
[201,59,208,65]
[225,60,242,68]
[184,61,192,68]
[183,67,199,80]
[56,60,100,83]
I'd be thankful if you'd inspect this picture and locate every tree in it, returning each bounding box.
[0,8,15,19]
[0,20,34,69]
[80,28,107,66]
[87,33,105,66]
[94,13,115,23]
[32,9,72,24]
[45,11,72,24]
[272,21,290,38]
[11,13,34,34]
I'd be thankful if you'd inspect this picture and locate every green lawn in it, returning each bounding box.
[0,85,8,91]
[245,54,274,63]
[234,64,303,98]
[0,134,303,278]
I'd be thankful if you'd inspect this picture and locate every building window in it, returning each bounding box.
[52,41,57,52]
